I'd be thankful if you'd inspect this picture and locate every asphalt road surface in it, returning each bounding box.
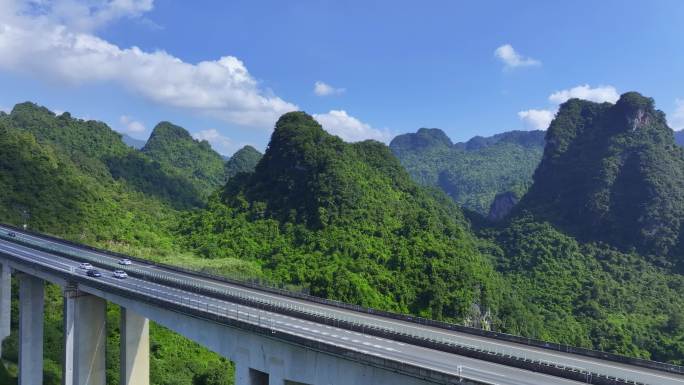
[1,227,682,385]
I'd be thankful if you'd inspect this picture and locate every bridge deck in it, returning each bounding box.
[0,226,682,385]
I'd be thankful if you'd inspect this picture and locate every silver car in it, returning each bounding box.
[112,270,128,279]
[78,262,93,270]
[118,258,132,265]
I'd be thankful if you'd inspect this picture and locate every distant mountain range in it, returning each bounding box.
[0,98,682,371]
[224,145,262,179]
[390,128,545,215]
[674,130,684,147]
[122,134,146,149]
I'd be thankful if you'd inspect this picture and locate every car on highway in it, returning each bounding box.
[78,262,93,270]
[86,269,102,277]
[7,232,16,237]
[112,270,128,279]
[118,258,132,265]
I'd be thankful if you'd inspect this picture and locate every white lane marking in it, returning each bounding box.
[2,232,681,384]
[0,239,624,385]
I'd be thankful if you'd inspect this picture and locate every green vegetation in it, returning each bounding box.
[390,128,544,215]
[142,122,227,200]
[0,102,240,385]
[1,103,204,210]
[180,112,501,319]
[1,279,235,385]
[1,96,684,385]
[483,217,684,363]
[224,145,262,179]
[518,92,684,267]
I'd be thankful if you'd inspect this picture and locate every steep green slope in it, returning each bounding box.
[180,111,684,363]
[390,128,544,215]
[517,92,684,266]
[224,145,262,178]
[487,217,684,363]
[0,103,238,385]
[180,112,502,320]
[1,103,203,209]
[142,122,227,199]
[0,119,179,244]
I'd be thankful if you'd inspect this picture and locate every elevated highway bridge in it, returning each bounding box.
[0,224,682,385]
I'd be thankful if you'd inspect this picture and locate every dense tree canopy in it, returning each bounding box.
[390,128,544,214]
[1,98,684,385]
[224,145,262,179]
[143,122,228,200]
[518,92,684,268]
[181,112,501,318]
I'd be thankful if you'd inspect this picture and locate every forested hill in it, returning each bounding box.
[389,127,544,214]
[0,102,204,211]
[180,111,684,363]
[1,102,683,371]
[142,122,227,199]
[224,145,262,178]
[180,111,502,319]
[0,104,242,384]
[517,92,684,268]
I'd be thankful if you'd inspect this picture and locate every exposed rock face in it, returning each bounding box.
[487,191,518,221]
[517,92,684,265]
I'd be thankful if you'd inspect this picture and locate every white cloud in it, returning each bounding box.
[313,110,391,143]
[518,84,621,130]
[314,81,345,96]
[192,128,235,155]
[494,44,541,69]
[518,109,555,130]
[548,84,619,104]
[119,115,145,133]
[670,99,684,131]
[0,0,298,128]
[17,0,154,32]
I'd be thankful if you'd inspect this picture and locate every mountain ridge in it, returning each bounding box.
[389,127,545,214]
[517,92,684,267]
[142,121,227,200]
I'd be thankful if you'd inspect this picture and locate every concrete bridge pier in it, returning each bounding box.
[18,274,44,385]
[235,364,250,385]
[62,284,107,385]
[0,263,11,357]
[120,307,150,385]
[236,364,286,385]
[268,374,284,385]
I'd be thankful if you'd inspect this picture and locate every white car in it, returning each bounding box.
[78,262,93,270]
[112,270,128,279]
[118,258,132,265]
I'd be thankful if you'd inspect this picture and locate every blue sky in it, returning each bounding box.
[1,0,683,155]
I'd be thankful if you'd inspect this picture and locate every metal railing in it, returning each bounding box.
[0,231,653,385]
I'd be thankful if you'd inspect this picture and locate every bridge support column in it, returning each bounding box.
[120,307,149,385]
[63,285,107,385]
[0,263,11,357]
[235,364,250,385]
[268,374,284,385]
[18,274,44,385]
